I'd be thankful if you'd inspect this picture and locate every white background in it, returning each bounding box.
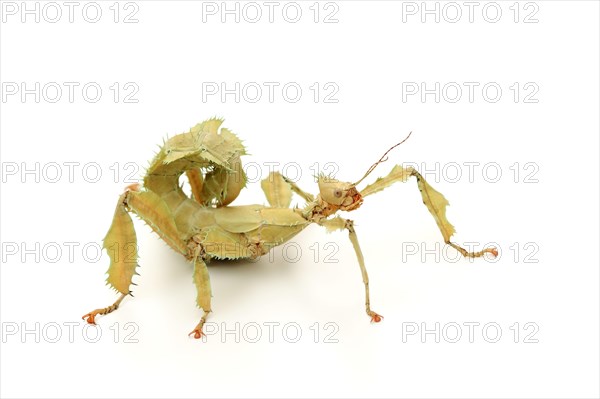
[1,1,598,398]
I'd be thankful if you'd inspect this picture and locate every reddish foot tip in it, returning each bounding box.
[370,313,384,323]
[188,329,205,339]
[490,248,499,257]
[82,313,97,324]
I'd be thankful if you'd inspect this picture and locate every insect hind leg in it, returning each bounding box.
[82,189,138,324]
[187,238,213,340]
[83,186,188,325]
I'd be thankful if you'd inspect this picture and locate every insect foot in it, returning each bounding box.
[369,312,384,323]
[188,310,210,340]
[188,328,205,340]
[81,312,98,325]
[82,293,128,324]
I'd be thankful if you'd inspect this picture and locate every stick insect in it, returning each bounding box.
[83,118,497,339]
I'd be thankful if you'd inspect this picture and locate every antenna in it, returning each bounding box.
[353,131,412,186]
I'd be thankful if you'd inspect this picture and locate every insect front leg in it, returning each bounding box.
[361,165,497,258]
[261,171,314,208]
[320,217,383,323]
[281,174,314,203]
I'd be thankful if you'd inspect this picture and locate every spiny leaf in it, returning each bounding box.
[103,199,138,294]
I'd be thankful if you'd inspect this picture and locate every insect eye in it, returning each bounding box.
[334,189,342,198]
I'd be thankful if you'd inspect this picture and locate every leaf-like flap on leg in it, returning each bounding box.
[360,165,412,197]
[261,171,292,208]
[415,173,456,242]
[361,165,456,242]
[103,199,138,294]
[321,216,347,233]
[193,257,212,312]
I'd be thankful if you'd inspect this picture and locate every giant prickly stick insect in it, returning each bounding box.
[83,118,497,339]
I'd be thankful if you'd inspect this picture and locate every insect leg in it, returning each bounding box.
[261,171,292,208]
[321,217,383,323]
[261,171,314,208]
[344,219,383,323]
[281,175,314,203]
[83,188,188,325]
[82,293,128,324]
[188,242,212,339]
[361,165,497,258]
[410,169,497,258]
[83,191,138,324]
